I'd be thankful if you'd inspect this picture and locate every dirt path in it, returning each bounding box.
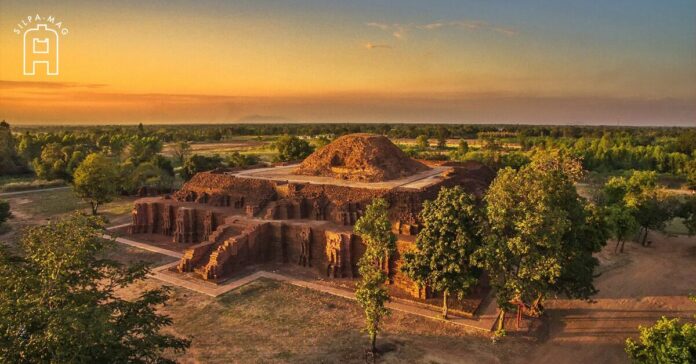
[0,186,70,197]
[525,232,696,363]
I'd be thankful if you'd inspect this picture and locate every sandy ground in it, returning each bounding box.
[523,232,696,363]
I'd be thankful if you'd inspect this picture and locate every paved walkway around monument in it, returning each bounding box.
[104,229,497,333]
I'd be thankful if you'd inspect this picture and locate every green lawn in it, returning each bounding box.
[13,188,84,217]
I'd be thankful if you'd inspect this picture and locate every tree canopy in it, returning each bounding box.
[273,135,314,162]
[402,186,483,319]
[0,214,189,363]
[353,198,395,353]
[73,153,120,215]
[602,171,674,246]
[0,121,28,176]
[180,154,224,180]
[474,152,604,332]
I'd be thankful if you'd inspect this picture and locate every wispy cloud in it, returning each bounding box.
[364,42,392,50]
[367,19,519,39]
[366,22,390,31]
[367,22,407,38]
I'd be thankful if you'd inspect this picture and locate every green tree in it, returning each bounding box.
[603,171,673,246]
[126,136,162,165]
[73,153,120,215]
[625,296,696,363]
[402,186,482,319]
[17,132,42,163]
[436,127,450,149]
[677,196,696,236]
[482,137,502,152]
[474,152,595,333]
[354,198,396,353]
[150,154,175,177]
[273,135,314,162]
[436,135,447,149]
[606,203,639,253]
[226,152,260,168]
[551,202,609,308]
[0,214,189,363]
[32,143,69,180]
[685,160,696,191]
[416,135,429,149]
[66,150,86,174]
[180,154,224,180]
[127,162,174,194]
[457,139,469,154]
[171,141,191,165]
[0,121,28,176]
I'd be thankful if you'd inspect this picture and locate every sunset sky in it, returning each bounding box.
[1,0,695,125]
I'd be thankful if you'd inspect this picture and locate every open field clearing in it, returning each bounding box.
[0,188,138,247]
[162,140,273,156]
[393,138,522,150]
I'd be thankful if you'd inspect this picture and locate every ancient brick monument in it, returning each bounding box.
[129,133,494,299]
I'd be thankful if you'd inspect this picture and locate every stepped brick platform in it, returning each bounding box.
[126,133,494,307]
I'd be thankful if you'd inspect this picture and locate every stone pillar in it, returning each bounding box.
[297,226,312,267]
[129,202,148,234]
[173,207,197,244]
[202,210,214,241]
[146,203,159,234]
[161,205,173,235]
[325,231,353,278]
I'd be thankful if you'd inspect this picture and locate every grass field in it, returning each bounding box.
[0,174,35,186]
[161,139,277,162]
[117,277,526,364]
[2,188,137,230]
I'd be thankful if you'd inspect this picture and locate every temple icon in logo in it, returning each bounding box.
[23,24,59,76]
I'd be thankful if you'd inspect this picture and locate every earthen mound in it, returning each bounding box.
[294,133,430,182]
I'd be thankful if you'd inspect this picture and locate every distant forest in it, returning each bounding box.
[2,122,695,191]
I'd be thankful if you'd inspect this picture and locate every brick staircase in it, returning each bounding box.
[199,221,269,280]
[177,218,243,273]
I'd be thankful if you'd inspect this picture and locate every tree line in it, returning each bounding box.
[3,121,695,189]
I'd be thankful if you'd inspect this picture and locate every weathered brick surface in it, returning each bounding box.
[294,133,430,182]
[129,135,494,299]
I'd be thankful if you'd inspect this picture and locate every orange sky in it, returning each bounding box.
[1,1,695,125]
